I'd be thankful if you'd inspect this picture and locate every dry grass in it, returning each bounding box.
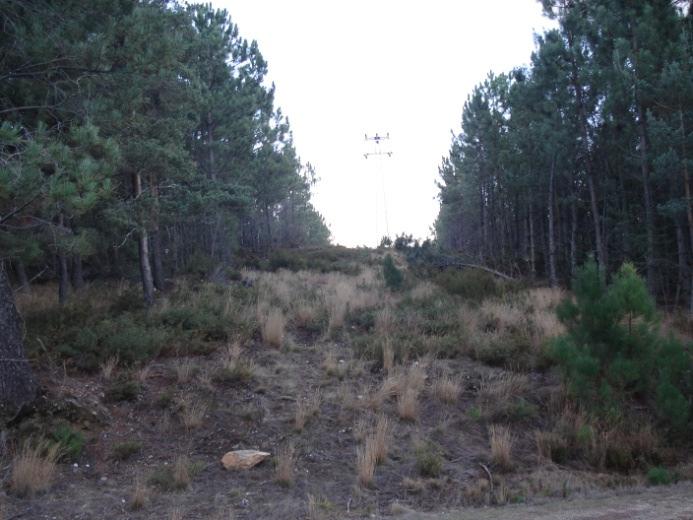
[261,307,286,348]
[130,478,148,510]
[397,387,419,422]
[173,455,191,489]
[409,281,436,300]
[275,443,294,486]
[382,338,394,373]
[479,372,529,409]
[136,364,152,384]
[489,425,513,472]
[432,374,461,404]
[356,438,377,487]
[100,356,118,381]
[293,300,319,328]
[170,507,184,520]
[375,306,396,336]
[10,441,60,497]
[179,396,208,431]
[321,349,338,376]
[294,390,322,431]
[353,416,370,442]
[175,359,196,384]
[372,415,392,464]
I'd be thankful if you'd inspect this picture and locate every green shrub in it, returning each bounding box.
[383,254,404,290]
[111,441,142,461]
[104,379,141,402]
[51,424,85,461]
[433,269,500,300]
[647,466,673,486]
[552,260,693,432]
[414,442,443,478]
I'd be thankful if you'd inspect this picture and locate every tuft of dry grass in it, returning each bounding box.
[130,477,148,510]
[432,374,461,404]
[375,306,396,337]
[382,338,394,373]
[294,300,319,328]
[356,438,377,487]
[409,281,436,300]
[372,415,392,464]
[534,430,567,463]
[173,455,191,489]
[261,307,286,348]
[275,443,294,486]
[10,441,60,497]
[294,390,321,431]
[170,507,184,520]
[489,425,513,472]
[136,364,152,384]
[179,396,208,431]
[174,359,196,384]
[397,387,419,422]
[100,356,118,381]
[478,372,529,411]
[321,349,338,376]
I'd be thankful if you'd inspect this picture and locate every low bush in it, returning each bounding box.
[50,424,85,461]
[647,466,673,485]
[414,441,443,478]
[104,378,141,403]
[433,269,500,300]
[383,254,404,291]
[111,441,142,461]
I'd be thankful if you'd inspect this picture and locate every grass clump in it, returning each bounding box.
[261,307,286,348]
[148,456,202,492]
[275,444,295,486]
[111,441,142,461]
[489,425,513,472]
[11,441,61,497]
[647,466,673,486]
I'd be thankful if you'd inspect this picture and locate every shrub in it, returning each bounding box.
[104,379,141,402]
[647,466,673,486]
[383,254,404,291]
[111,441,142,461]
[552,260,693,431]
[414,441,443,478]
[50,424,85,461]
[433,269,499,300]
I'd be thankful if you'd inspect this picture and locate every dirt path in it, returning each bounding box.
[400,482,693,520]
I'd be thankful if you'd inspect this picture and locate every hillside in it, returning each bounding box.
[3,248,692,519]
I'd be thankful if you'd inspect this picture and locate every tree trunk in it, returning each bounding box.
[0,264,37,416]
[676,219,686,306]
[529,201,536,279]
[150,229,164,291]
[134,172,155,306]
[58,255,69,305]
[72,255,84,290]
[570,197,578,277]
[14,260,30,294]
[548,158,558,287]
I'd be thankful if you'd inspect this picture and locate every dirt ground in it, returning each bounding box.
[400,482,693,520]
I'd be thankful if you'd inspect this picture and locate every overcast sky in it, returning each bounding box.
[213,1,554,247]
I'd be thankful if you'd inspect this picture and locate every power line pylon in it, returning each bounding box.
[364,132,392,244]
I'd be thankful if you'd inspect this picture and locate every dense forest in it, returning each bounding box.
[435,0,693,307]
[0,0,330,306]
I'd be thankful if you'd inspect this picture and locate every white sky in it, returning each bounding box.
[214,1,554,247]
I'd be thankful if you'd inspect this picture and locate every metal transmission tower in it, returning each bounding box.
[364,132,392,245]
